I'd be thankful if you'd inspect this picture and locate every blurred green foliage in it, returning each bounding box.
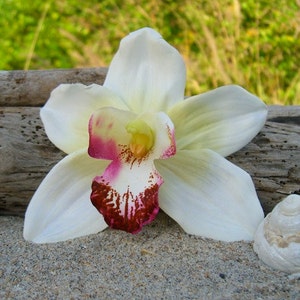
[0,0,299,104]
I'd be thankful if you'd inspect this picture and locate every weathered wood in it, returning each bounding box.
[0,68,107,106]
[0,69,299,216]
[229,106,300,213]
[0,107,65,215]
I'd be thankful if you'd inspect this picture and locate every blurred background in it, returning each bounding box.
[1,0,299,105]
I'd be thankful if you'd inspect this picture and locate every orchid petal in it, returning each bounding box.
[89,111,176,233]
[156,149,264,242]
[104,27,186,114]
[138,112,176,160]
[23,149,109,243]
[168,85,267,157]
[41,83,128,154]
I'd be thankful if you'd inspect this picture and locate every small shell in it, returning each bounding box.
[253,194,300,274]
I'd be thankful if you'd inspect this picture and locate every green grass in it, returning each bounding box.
[1,0,299,105]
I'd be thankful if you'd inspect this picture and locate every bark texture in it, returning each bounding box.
[0,68,107,106]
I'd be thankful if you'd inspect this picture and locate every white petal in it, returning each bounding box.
[104,27,186,114]
[41,83,128,154]
[155,149,264,242]
[23,149,109,243]
[168,85,267,157]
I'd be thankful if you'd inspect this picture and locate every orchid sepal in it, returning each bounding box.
[169,85,268,157]
[156,148,264,242]
[23,149,109,243]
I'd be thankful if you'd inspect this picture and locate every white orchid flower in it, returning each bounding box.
[24,27,267,243]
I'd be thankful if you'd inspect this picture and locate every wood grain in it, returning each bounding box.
[229,106,300,213]
[0,68,107,106]
[0,69,299,216]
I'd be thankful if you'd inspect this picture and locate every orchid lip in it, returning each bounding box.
[88,108,176,233]
[91,173,162,234]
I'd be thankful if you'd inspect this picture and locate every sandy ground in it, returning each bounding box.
[1,213,299,299]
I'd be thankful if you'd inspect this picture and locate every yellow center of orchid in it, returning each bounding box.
[126,119,154,158]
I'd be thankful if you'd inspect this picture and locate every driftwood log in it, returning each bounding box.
[0,69,299,216]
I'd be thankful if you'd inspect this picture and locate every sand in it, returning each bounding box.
[1,213,299,299]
